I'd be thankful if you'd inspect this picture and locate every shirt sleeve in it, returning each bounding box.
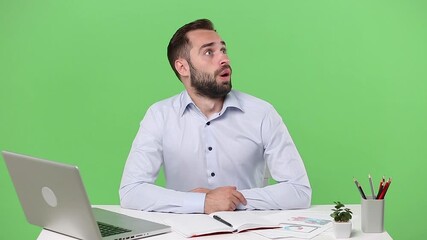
[238,107,312,210]
[119,106,206,213]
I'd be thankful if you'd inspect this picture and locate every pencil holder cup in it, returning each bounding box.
[361,197,384,233]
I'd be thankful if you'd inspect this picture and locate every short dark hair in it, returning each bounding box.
[167,19,215,79]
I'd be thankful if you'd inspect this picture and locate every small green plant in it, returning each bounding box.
[330,201,353,222]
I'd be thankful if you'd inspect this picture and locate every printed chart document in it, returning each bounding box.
[252,211,332,239]
[163,211,280,237]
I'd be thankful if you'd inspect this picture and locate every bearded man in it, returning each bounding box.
[119,19,312,214]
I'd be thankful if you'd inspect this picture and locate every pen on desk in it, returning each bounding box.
[368,174,376,199]
[213,215,233,228]
[353,178,367,199]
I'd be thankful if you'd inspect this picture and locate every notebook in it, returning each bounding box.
[163,211,280,237]
[2,151,171,240]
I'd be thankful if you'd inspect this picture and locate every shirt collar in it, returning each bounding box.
[179,90,244,117]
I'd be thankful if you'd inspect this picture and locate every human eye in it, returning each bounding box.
[204,49,213,56]
[221,48,227,54]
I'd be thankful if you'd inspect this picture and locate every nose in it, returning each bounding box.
[219,53,230,66]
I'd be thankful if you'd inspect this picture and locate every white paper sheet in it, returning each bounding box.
[255,211,333,239]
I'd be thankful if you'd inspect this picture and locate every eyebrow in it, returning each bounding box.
[199,41,226,53]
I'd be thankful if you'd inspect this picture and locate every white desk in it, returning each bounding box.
[37,205,392,240]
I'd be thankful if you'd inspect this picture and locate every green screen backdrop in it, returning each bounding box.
[1,0,426,239]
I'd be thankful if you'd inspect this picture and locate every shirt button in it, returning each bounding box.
[208,147,213,151]
[206,122,211,125]
[211,172,215,177]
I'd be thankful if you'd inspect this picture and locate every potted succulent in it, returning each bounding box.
[330,201,353,238]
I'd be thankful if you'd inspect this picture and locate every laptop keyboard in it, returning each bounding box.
[97,221,132,237]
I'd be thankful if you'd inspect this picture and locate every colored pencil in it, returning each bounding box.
[378,178,392,199]
[368,174,376,199]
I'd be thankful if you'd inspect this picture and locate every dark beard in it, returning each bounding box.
[189,61,232,99]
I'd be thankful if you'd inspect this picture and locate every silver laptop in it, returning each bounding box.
[2,151,171,240]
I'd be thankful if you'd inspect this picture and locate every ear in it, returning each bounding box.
[174,58,190,78]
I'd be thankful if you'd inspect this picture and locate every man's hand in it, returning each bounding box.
[202,186,247,214]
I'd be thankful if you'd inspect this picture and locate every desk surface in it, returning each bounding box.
[37,204,392,240]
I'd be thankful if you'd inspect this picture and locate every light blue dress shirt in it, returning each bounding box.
[119,90,311,213]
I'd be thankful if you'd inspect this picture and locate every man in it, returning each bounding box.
[119,19,311,214]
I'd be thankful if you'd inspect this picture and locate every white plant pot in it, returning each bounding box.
[333,221,352,238]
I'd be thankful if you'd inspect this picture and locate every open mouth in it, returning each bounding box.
[218,67,231,78]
